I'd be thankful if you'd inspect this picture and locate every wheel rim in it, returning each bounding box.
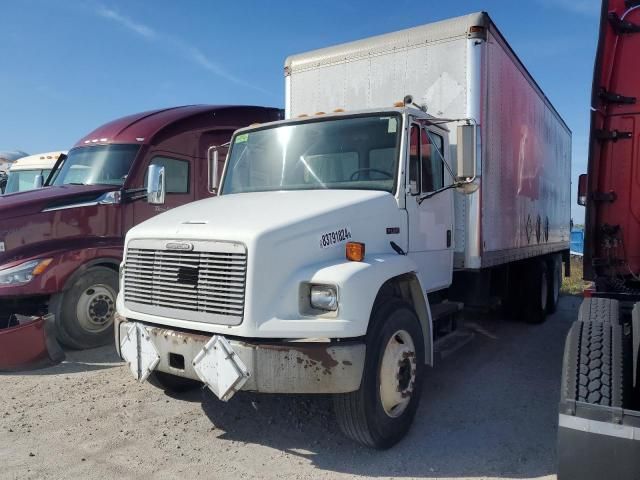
[379,329,417,418]
[541,271,548,311]
[76,284,117,333]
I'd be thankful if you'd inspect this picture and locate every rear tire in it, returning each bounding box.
[578,298,620,325]
[524,259,548,324]
[51,266,118,349]
[561,321,629,407]
[546,254,562,314]
[333,299,425,449]
[147,371,201,393]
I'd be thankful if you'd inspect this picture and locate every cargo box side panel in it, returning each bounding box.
[481,30,571,267]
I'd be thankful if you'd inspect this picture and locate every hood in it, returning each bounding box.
[0,184,115,221]
[123,189,407,332]
[0,184,121,264]
[127,189,399,245]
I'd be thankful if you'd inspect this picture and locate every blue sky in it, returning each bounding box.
[1,0,600,220]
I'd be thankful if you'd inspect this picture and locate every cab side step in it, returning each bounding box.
[431,301,473,361]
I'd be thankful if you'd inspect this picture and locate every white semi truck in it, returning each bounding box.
[115,12,571,448]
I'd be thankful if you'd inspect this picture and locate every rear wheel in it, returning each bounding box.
[546,254,562,314]
[333,299,425,449]
[524,260,548,324]
[51,266,118,349]
[148,371,201,393]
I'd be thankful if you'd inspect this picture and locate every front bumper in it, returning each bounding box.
[115,315,365,396]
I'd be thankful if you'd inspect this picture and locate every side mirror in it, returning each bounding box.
[33,174,44,189]
[147,164,166,205]
[456,124,477,181]
[208,147,219,193]
[577,173,588,206]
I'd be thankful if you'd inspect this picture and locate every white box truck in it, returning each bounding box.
[115,12,571,448]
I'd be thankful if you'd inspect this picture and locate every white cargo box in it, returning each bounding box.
[285,12,571,269]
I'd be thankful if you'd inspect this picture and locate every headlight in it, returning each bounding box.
[0,258,53,285]
[310,285,338,311]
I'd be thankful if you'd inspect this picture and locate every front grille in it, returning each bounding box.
[123,247,247,320]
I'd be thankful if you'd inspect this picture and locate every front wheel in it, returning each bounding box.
[51,266,119,349]
[333,299,425,449]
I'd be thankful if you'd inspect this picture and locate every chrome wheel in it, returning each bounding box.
[379,329,417,418]
[76,284,116,333]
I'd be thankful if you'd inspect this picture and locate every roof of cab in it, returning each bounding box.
[73,105,280,148]
[10,151,66,171]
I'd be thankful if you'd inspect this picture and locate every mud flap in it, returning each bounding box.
[120,322,160,382]
[193,335,250,401]
[0,314,65,371]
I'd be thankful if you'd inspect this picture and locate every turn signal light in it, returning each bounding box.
[346,242,365,262]
[393,101,405,107]
[32,258,53,276]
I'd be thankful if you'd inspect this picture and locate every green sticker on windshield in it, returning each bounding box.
[235,133,249,144]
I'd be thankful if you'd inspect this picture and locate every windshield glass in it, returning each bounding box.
[5,169,53,194]
[53,144,140,187]
[221,114,401,195]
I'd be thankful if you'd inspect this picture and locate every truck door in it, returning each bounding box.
[131,151,195,224]
[405,123,454,292]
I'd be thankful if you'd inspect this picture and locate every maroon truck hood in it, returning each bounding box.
[584,0,640,280]
[0,184,116,220]
[0,184,119,264]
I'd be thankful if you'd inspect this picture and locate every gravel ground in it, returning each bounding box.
[0,295,580,480]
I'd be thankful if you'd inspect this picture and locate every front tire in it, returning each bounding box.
[51,266,118,349]
[333,299,425,449]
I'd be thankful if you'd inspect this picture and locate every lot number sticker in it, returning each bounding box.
[320,227,352,249]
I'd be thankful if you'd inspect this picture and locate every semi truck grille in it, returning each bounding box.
[123,244,247,324]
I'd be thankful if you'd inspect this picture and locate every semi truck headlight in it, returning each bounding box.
[310,285,338,311]
[0,258,53,285]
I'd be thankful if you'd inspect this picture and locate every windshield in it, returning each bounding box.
[4,169,53,194]
[52,144,140,187]
[221,114,401,195]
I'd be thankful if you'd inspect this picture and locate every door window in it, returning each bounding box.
[409,125,420,192]
[421,129,445,192]
[145,156,189,193]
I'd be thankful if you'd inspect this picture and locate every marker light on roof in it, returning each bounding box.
[136,137,145,142]
[100,138,108,142]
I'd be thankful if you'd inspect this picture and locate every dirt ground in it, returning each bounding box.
[0,296,580,480]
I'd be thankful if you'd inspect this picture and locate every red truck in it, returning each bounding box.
[558,1,640,477]
[0,105,282,351]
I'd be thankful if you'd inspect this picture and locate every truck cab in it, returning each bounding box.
[4,151,65,194]
[116,106,466,447]
[0,105,282,349]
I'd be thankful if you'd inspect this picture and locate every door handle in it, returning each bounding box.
[446,229,452,248]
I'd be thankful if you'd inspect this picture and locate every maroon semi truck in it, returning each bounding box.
[0,105,282,350]
[558,1,640,478]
